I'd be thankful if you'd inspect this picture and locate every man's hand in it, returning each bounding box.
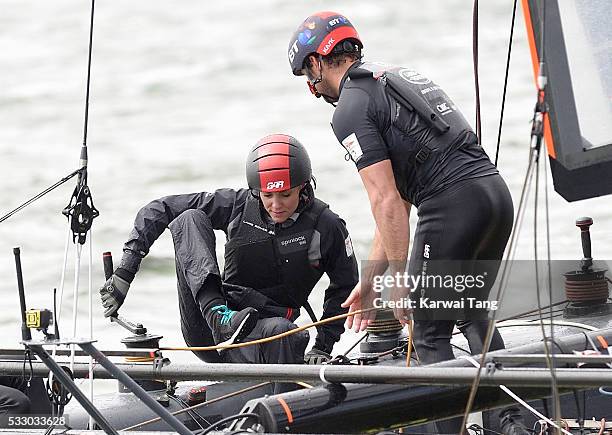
[341,281,377,332]
[99,274,130,317]
[304,348,332,365]
[389,282,412,326]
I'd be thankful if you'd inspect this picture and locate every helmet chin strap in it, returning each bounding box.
[307,57,338,107]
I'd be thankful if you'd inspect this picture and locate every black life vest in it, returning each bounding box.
[222,194,328,310]
[347,62,479,204]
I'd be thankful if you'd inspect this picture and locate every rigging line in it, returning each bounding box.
[168,395,208,430]
[496,319,597,331]
[488,147,537,316]
[57,225,72,323]
[534,0,561,431]
[461,356,571,435]
[467,424,504,435]
[543,130,562,428]
[459,133,540,434]
[494,300,567,324]
[472,0,482,144]
[0,168,83,224]
[87,229,95,431]
[500,384,572,435]
[491,141,539,304]
[342,332,368,357]
[492,131,540,306]
[82,0,95,150]
[121,382,272,431]
[459,98,543,428]
[194,412,260,435]
[533,144,561,426]
[494,0,518,167]
[70,243,83,374]
[511,306,566,320]
[49,225,72,389]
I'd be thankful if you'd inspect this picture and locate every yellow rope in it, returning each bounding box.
[406,319,414,367]
[124,356,155,363]
[159,308,379,352]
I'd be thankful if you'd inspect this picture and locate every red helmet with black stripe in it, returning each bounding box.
[246,134,312,193]
[288,11,362,76]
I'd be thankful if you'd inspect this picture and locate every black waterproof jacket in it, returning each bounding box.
[119,188,359,353]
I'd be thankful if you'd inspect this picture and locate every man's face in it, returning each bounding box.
[303,55,338,102]
[303,56,320,83]
[260,185,301,223]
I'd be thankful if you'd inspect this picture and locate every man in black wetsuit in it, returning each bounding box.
[99,134,358,365]
[288,11,513,373]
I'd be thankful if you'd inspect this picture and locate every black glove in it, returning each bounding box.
[99,272,130,317]
[223,283,300,321]
[304,348,332,365]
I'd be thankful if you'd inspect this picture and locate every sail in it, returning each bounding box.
[523,0,612,201]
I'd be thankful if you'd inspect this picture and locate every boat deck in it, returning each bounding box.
[0,431,180,435]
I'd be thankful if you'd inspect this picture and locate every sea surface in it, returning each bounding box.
[1,0,611,380]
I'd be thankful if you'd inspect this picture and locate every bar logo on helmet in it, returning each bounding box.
[266,180,285,190]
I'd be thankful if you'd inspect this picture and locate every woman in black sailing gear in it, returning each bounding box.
[99,134,358,366]
[287,10,514,378]
[0,377,30,426]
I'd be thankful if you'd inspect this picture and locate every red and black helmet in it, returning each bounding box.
[246,134,312,193]
[288,11,362,76]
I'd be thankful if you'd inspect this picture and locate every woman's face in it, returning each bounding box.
[260,185,301,223]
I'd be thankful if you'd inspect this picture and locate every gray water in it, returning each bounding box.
[1,0,612,365]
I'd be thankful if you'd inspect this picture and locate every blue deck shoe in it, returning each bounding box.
[208,305,259,347]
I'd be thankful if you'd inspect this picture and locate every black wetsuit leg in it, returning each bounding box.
[169,209,225,363]
[409,173,513,362]
[407,174,513,433]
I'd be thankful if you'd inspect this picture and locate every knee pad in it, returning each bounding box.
[173,209,209,226]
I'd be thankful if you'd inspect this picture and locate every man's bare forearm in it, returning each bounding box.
[361,228,389,284]
[371,195,409,275]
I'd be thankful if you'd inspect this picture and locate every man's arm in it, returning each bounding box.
[332,83,411,327]
[359,160,412,324]
[359,159,409,269]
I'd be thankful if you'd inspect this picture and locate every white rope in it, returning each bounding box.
[499,385,572,435]
[49,224,72,388]
[70,243,83,372]
[458,355,480,368]
[458,356,572,435]
[87,229,94,430]
[319,366,329,384]
[497,319,599,332]
[57,225,72,322]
